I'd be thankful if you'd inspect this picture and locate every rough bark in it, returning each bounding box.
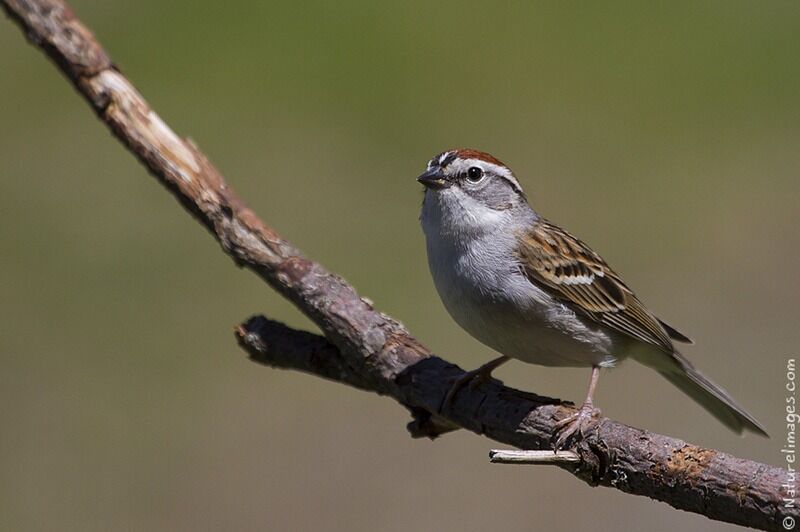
[2,1,794,529]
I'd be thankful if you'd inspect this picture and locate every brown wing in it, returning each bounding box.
[516,219,677,352]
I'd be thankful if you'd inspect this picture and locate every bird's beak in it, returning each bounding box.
[417,168,451,190]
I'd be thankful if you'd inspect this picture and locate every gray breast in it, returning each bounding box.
[422,202,618,368]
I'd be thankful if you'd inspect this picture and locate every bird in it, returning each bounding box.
[416,148,767,448]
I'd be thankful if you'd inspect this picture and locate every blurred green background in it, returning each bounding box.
[1,1,798,530]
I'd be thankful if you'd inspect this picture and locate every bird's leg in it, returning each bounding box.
[443,356,510,409]
[553,365,602,450]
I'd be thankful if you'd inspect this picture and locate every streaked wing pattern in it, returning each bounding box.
[516,220,675,352]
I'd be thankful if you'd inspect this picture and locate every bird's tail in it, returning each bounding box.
[656,354,768,437]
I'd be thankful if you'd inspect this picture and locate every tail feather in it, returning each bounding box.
[657,361,768,437]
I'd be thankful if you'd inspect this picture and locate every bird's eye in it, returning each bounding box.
[466,166,484,182]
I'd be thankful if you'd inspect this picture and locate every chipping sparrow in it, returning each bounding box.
[417,148,767,448]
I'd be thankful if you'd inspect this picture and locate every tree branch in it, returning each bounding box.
[2,1,793,529]
[236,317,789,530]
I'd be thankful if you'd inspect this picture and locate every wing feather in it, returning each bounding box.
[517,220,676,352]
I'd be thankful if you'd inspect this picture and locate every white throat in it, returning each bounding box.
[419,187,529,305]
[420,187,519,247]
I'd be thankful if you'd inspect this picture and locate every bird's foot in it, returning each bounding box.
[552,402,601,451]
[443,368,494,410]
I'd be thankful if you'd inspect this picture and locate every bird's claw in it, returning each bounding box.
[443,369,492,410]
[552,402,601,450]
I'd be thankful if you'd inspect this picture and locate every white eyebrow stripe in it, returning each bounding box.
[457,158,524,193]
[459,158,506,175]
